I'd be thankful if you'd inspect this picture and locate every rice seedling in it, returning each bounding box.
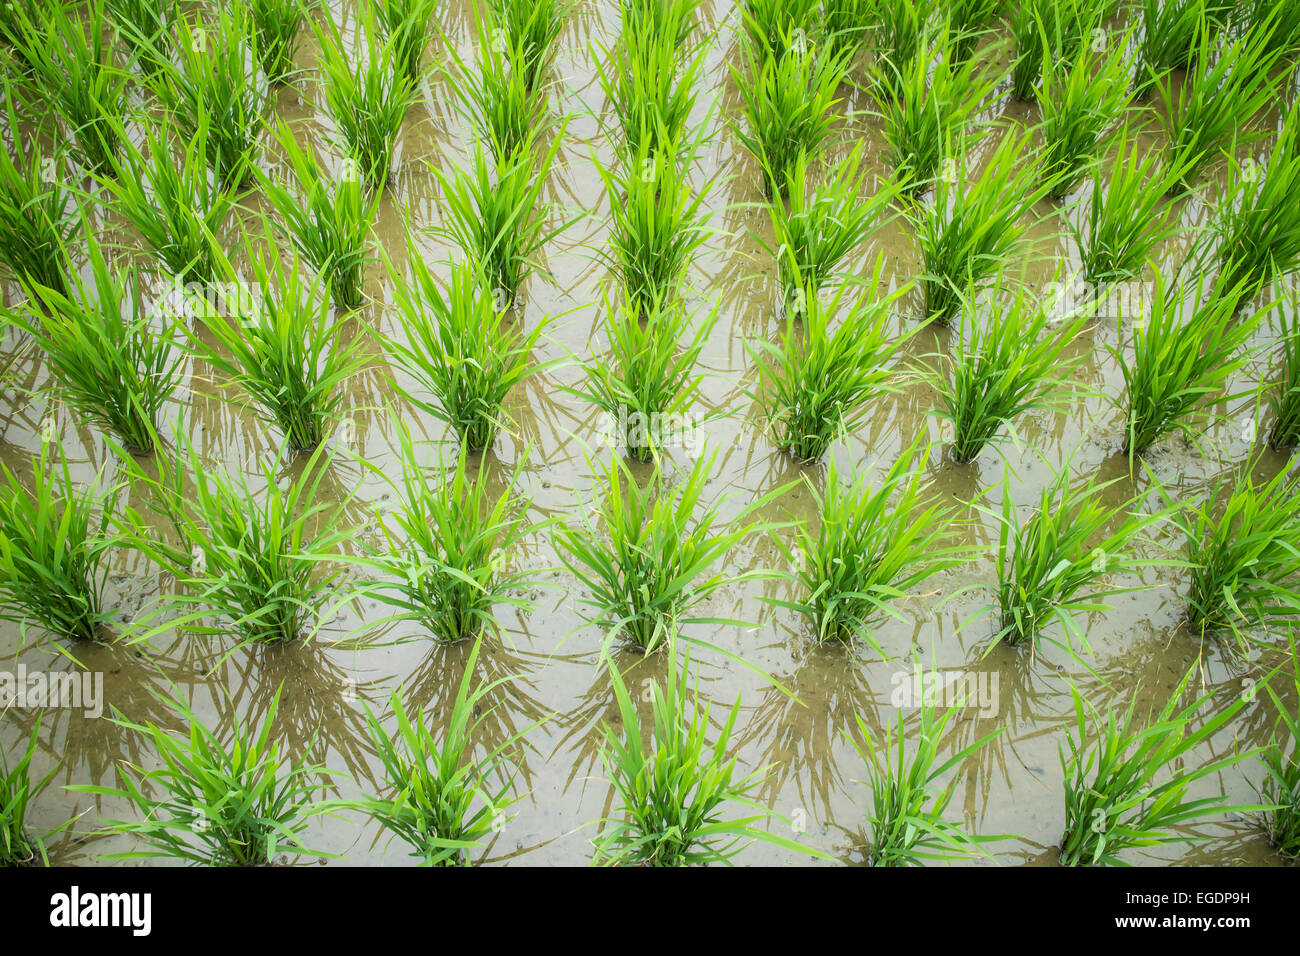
[489,0,569,95]
[850,655,1006,865]
[868,0,928,102]
[822,0,874,54]
[1269,289,1300,450]
[0,442,116,644]
[1154,25,1285,194]
[767,445,970,648]
[1115,275,1262,458]
[12,229,182,454]
[1058,665,1263,866]
[0,717,60,866]
[344,640,530,865]
[181,243,369,452]
[761,145,895,297]
[1255,639,1300,860]
[911,129,1050,324]
[619,0,699,49]
[72,687,338,865]
[373,0,439,85]
[246,0,307,86]
[106,0,176,79]
[573,290,716,462]
[1036,26,1132,199]
[1242,0,1300,59]
[932,279,1087,464]
[316,8,418,192]
[594,140,710,315]
[153,6,271,189]
[381,245,548,451]
[1136,0,1235,85]
[1009,0,1090,102]
[948,0,1004,63]
[732,33,850,200]
[737,0,821,61]
[432,133,566,307]
[988,467,1162,652]
[258,126,379,313]
[748,261,913,463]
[594,631,820,865]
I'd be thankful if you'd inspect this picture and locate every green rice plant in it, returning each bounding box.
[932,279,1086,463]
[594,631,819,865]
[1269,289,1300,449]
[257,125,379,313]
[72,687,337,865]
[0,442,115,644]
[1158,466,1300,642]
[1136,0,1235,86]
[373,0,439,85]
[1037,26,1132,199]
[1009,0,1090,102]
[382,245,548,451]
[619,0,699,49]
[1154,25,1285,193]
[767,445,969,647]
[948,0,1004,63]
[911,129,1050,323]
[1,717,60,866]
[574,290,716,462]
[988,467,1161,651]
[737,0,820,61]
[489,0,569,95]
[594,139,710,315]
[850,656,1005,865]
[432,133,566,308]
[868,0,928,102]
[107,0,177,79]
[316,8,418,192]
[447,14,548,165]
[246,0,307,86]
[822,0,873,53]
[761,145,895,297]
[732,33,850,200]
[1115,275,1261,458]
[181,244,369,451]
[1058,665,1263,866]
[154,6,271,189]
[1242,0,1300,59]
[1255,640,1300,859]
[12,230,182,454]
[345,640,529,865]
[748,261,913,463]
[354,424,543,643]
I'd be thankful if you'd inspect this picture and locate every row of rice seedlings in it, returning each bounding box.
[932,278,1087,463]
[573,290,716,462]
[733,29,849,200]
[1255,643,1300,860]
[911,128,1049,323]
[382,245,548,451]
[247,0,307,86]
[748,262,914,463]
[1269,289,1300,449]
[373,0,440,85]
[354,423,544,644]
[316,7,419,193]
[12,229,181,454]
[0,717,59,865]
[106,0,176,80]
[1116,275,1261,458]
[737,0,820,62]
[0,442,115,644]
[1009,0,1092,102]
[1058,664,1261,866]
[767,445,969,649]
[489,0,569,96]
[257,126,379,313]
[1136,0,1234,87]
[869,0,927,102]
[851,656,1006,865]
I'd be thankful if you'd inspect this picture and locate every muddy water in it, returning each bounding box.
[2,1,1299,865]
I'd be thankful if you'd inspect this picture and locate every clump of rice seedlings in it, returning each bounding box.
[258,126,379,313]
[948,0,1004,63]
[181,244,368,451]
[989,467,1159,651]
[347,641,528,865]
[868,0,927,101]
[574,290,716,462]
[1115,275,1261,458]
[762,145,894,297]
[619,0,699,48]
[1155,26,1285,193]
[447,15,549,165]
[154,6,271,189]
[73,687,336,865]
[732,33,850,199]
[1009,0,1090,102]
[850,656,1005,865]
[594,632,817,865]
[1255,642,1300,859]
[1242,0,1300,59]
[911,129,1049,323]
[822,0,874,53]
[595,140,710,315]
[1070,130,1184,286]
[933,279,1086,464]
[1058,665,1261,866]
[98,118,233,285]
[1,717,59,866]
[1037,26,1132,199]
[382,246,548,451]
[373,0,439,85]
[246,0,307,86]
[317,9,418,192]
[1160,466,1300,642]
[0,443,115,643]
[433,134,565,308]
[1269,290,1300,449]
[769,446,969,647]
[356,424,542,643]
[489,0,569,95]
[106,0,176,79]
[1136,0,1235,86]
[737,0,820,61]
[749,262,913,463]
[13,230,181,454]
